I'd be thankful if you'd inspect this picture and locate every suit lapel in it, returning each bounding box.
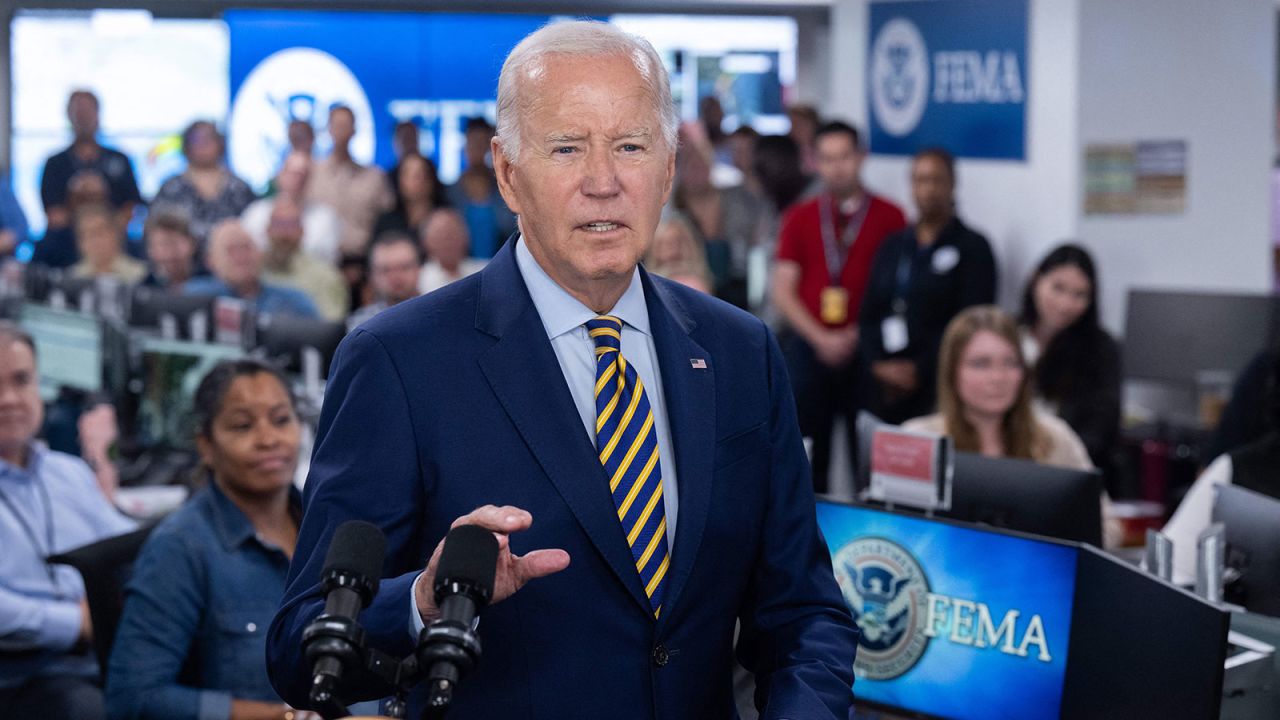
[642,273,716,626]
[475,244,652,615]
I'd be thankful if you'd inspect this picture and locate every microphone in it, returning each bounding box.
[417,524,499,712]
[303,520,387,713]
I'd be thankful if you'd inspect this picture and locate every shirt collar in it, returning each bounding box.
[514,236,650,339]
[206,479,302,553]
[0,441,49,482]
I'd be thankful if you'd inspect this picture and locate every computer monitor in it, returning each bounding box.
[1124,288,1280,387]
[816,499,1229,720]
[941,452,1103,546]
[253,315,346,379]
[27,271,96,309]
[23,266,132,317]
[1214,483,1280,617]
[134,337,243,451]
[19,304,103,400]
[128,287,217,342]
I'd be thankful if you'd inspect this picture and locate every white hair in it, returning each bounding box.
[495,20,678,163]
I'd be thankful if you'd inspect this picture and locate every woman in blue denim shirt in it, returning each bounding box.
[106,359,316,720]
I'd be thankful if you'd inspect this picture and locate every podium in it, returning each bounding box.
[817,499,1230,720]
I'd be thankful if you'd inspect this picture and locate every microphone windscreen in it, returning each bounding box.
[436,524,500,597]
[322,520,387,582]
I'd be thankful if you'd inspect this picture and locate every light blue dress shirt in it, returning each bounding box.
[513,238,679,545]
[0,442,135,687]
[411,239,678,635]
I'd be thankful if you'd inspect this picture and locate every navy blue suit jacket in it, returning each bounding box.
[267,240,858,718]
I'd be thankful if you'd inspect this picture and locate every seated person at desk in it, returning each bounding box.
[1163,352,1280,585]
[140,209,205,292]
[260,196,348,322]
[69,204,147,285]
[347,230,422,331]
[902,306,1121,546]
[903,305,1092,467]
[0,323,135,720]
[1018,244,1122,475]
[185,220,319,319]
[106,359,318,720]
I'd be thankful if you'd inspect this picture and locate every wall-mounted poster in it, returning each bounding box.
[1084,140,1187,215]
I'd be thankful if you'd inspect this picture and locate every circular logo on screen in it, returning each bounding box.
[869,18,930,137]
[833,536,931,680]
[227,47,377,189]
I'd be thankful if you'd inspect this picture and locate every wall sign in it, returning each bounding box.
[868,0,1029,160]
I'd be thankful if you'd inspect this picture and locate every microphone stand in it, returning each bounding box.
[364,648,416,719]
[417,616,482,717]
[301,594,483,719]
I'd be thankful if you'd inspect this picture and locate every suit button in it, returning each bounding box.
[652,644,669,667]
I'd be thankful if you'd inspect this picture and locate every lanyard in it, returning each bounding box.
[818,194,870,285]
[0,476,63,598]
[892,244,916,315]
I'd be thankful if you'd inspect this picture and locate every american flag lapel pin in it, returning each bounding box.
[690,358,707,370]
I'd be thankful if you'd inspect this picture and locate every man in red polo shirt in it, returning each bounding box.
[772,121,906,492]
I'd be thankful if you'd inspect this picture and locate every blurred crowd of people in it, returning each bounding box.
[10,91,515,331]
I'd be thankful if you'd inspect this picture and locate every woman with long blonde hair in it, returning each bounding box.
[645,213,714,294]
[903,305,1091,468]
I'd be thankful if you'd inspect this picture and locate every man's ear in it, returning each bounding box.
[492,138,523,216]
[660,148,676,206]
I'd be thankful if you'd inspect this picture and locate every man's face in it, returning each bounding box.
[814,132,863,198]
[68,94,99,139]
[267,199,305,256]
[329,109,355,148]
[910,155,954,222]
[210,225,263,287]
[287,120,314,154]
[371,241,422,304]
[423,212,470,268]
[146,227,195,280]
[0,341,42,456]
[494,54,675,297]
[77,214,122,267]
[276,152,311,197]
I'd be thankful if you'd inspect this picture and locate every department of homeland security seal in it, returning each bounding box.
[869,17,930,138]
[832,537,931,680]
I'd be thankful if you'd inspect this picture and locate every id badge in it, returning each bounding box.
[820,286,849,325]
[882,314,909,353]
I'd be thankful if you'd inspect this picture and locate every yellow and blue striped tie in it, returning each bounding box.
[587,315,669,618]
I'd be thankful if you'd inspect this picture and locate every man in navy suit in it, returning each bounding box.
[268,20,858,719]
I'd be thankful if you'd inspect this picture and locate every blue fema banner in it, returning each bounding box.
[223,11,554,189]
[867,0,1028,160]
[816,502,1075,720]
